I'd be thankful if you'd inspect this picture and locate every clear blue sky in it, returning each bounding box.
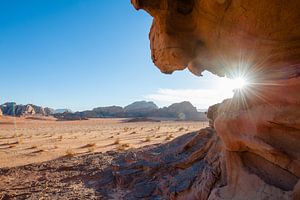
[0,0,234,111]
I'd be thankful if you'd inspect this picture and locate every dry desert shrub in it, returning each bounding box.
[32,149,45,154]
[114,138,120,145]
[57,135,63,141]
[85,143,96,148]
[178,127,185,131]
[116,143,130,151]
[144,136,151,142]
[130,131,136,135]
[124,127,129,132]
[65,148,75,157]
[123,143,130,147]
[165,134,174,141]
[156,135,161,138]
[16,138,23,144]
[88,146,96,152]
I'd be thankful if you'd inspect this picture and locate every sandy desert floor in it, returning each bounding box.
[0,116,208,168]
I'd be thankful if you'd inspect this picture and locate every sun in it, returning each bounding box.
[231,77,247,89]
[219,76,248,93]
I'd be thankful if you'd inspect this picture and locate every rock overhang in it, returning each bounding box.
[131,0,300,199]
[131,0,300,81]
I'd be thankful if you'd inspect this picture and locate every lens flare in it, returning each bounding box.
[232,77,247,89]
[220,76,248,93]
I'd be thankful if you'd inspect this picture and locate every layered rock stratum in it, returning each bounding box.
[130,0,300,199]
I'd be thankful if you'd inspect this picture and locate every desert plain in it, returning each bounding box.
[0,116,208,168]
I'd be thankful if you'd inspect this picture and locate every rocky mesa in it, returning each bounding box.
[0,102,54,117]
[54,101,207,121]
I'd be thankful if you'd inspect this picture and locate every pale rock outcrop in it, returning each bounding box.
[132,0,300,199]
[30,104,45,116]
[124,101,158,112]
[15,104,36,116]
[0,102,54,117]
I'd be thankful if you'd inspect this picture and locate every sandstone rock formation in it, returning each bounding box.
[0,102,53,117]
[44,107,55,116]
[52,101,206,121]
[132,0,300,199]
[54,108,72,114]
[151,101,206,120]
[29,104,45,116]
[0,102,17,116]
[91,106,124,117]
[53,112,88,121]
[166,101,199,120]
[16,104,36,116]
[124,101,158,116]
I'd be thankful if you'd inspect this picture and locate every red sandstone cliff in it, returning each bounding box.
[131,0,300,199]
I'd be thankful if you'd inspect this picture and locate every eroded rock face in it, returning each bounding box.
[0,102,52,117]
[132,0,300,78]
[132,0,300,199]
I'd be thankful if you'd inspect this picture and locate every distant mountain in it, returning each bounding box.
[0,101,208,121]
[197,108,208,112]
[124,101,158,112]
[44,107,55,116]
[0,102,54,117]
[91,106,124,117]
[53,101,207,121]
[54,112,88,121]
[54,109,72,114]
[124,101,158,117]
[149,101,206,120]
